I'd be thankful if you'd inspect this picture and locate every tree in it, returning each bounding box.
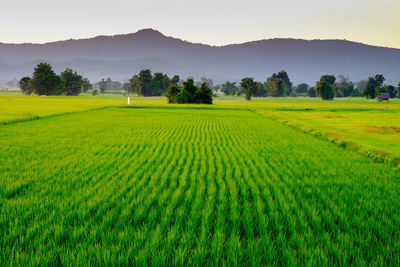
[398,82,400,98]
[254,81,267,97]
[180,78,196,102]
[356,80,368,93]
[19,76,33,95]
[81,78,92,93]
[335,75,355,97]
[265,77,286,97]
[272,70,292,95]
[195,83,213,104]
[316,81,334,100]
[220,81,239,95]
[295,83,309,94]
[364,74,385,98]
[240,78,257,100]
[98,79,107,94]
[60,68,83,96]
[171,75,180,85]
[212,85,221,95]
[136,69,153,96]
[166,84,180,103]
[124,75,138,94]
[152,72,170,96]
[376,85,397,98]
[196,77,213,88]
[30,63,64,95]
[320,75,336,85]
[307,87,316,97]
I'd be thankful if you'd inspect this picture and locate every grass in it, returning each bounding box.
[1,102,400,265]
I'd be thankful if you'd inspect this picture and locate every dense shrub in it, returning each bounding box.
[167,78,213,104]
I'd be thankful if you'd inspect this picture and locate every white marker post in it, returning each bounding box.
[128,96,130,105]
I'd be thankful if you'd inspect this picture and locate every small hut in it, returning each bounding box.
[378,93,390,101]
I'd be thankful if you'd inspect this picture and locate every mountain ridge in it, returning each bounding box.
[1,28,399,85]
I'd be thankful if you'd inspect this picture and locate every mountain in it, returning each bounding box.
[1,28,399,85]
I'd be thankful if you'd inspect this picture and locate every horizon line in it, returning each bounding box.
[1,28,399,50]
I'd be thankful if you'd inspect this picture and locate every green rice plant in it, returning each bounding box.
[1,106,400,265]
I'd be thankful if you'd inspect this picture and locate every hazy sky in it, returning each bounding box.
[2,0,400,48]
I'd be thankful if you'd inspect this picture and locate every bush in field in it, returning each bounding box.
[30,63,64,95]
[176,90,191,103]
[19,76,33,95]
[167,78,213,104]
[181,79,197,103]
[195,83,213,104]
[240,78,258,100]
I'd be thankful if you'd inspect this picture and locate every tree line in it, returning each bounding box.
[19,63,91,96]
[234,71,399,100]
[19,63,400,102]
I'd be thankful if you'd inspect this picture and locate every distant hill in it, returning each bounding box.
[1,28,399,85]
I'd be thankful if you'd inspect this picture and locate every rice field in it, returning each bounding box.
[1,105,400,265]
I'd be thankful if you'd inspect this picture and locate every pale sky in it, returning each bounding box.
[2,0,400,48]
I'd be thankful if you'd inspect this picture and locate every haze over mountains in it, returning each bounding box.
[1,28,399,85]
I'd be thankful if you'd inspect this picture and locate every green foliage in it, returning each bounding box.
[295,83,309,93]
[316,81,334,100]
[181,78,197,102]
[254,81,266,97]
[92,89,98,96]
[307,87,317,97]
[240,77,257,100]
[398,82,400,98]
[81,78,92,93]
[166,84,180,103]
[30,62,64,95]
[364,75,385,98]
[98,79,107,94]
[134,70,174,96]
[1,106,399,265]
[136,69,153,96]
[271,70,293,95]
[220,81,239,95]
[176,90,190,103]
[167,78,213,104]
[320,75,336,85]
[376,85,397,98]
[335,75,357,97]
[265,77,286,97]
[19,76,33,95]
[195,83,213,104]
[171,75,180,85]
[60,68,83,96]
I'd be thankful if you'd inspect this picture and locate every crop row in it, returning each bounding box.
[0,107,399,265]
